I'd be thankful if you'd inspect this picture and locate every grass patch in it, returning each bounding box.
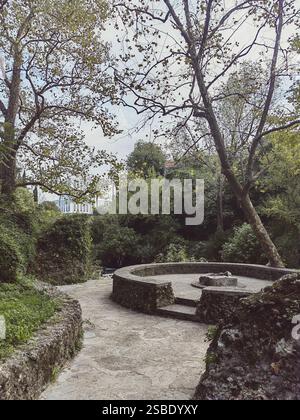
[0,278,60,360]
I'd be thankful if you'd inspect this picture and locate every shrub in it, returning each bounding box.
[95,224,141,268]
[155,241,190,263]
[91,214,180,267]
[221,223,267,265]
[0,190,37,283]
[154,238,208,263]
[35,215,93,285]
[0,224,25,283]
[275,230,300,268]
[36,201,61,232]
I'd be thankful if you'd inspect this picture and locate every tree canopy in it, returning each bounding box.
[0,0,119,198]
[127,141,166,177]
[112,0,300,267]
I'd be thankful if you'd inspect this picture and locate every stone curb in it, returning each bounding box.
[0,283,82,400]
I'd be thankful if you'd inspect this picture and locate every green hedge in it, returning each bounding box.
[0,191,37,283]
[35,215,93,285]
[0,225,25,283]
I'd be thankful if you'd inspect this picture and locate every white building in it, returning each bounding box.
[58,196,101,215]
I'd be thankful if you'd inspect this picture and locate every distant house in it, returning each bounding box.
[58,196,99,215]
[58,195,111,215]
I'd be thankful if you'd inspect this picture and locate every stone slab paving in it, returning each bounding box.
[152,274,273,301]
[41,278,208,400]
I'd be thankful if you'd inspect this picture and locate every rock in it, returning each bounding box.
[194,274,300,400]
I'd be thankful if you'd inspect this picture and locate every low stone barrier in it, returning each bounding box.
[112,263,297,320]
[127,262,295,281]
[196,287,253,324]
[112,267,175,313]
[194,274,300,400]
[0,283,82,400]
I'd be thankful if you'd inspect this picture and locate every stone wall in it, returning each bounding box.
[112,263,296,317]
[194,274,300,400]
[0,284,82,400]
[130,262,296,281]
[196,287,253,324]
[112,269,175,313]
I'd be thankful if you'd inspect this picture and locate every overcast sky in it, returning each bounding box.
[82,0,299,163]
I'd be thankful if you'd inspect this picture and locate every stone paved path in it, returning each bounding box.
[41,278,208,400]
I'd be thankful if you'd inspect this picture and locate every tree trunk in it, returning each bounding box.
[0,151,17,196]
[0,47,22,196]
[0,122,18,196]
[216,173,225,232]
[194,75,285,268]
[240,193,285,268]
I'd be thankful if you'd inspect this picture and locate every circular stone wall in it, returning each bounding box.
[112,262,297,316]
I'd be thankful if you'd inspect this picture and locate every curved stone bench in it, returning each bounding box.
[112,263,297,321]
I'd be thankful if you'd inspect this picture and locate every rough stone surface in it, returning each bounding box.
[112,263,296,316]
[196,287,253,324]
[195,274,300,400]
[126,262,296,281]
[0,283,82,400]
[112,274,175,313]
[41,279,209,400]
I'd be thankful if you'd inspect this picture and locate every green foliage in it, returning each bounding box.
[0,280,59,360]
[260,132,300,226]
[92,214,181,267]
[0,189,37,282]
[36,201,61,232]
[95,223,141,268]
[205,352,218,366]
[0,0,119,197]
[222,224,267,265]
[35,215,93,285]
[274,230,299,269]
[206,326,219,342]
[202,229,228,261]
[127,141,166,178]
[258,131,300,267]
[155,239,193,263]
[0,224,25,283]
[155,242,190,263]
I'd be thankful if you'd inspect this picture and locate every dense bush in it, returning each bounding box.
[91,214,180,267]
[221,224,267,265]
[35,215,93,285]
[0,224,25,283]
[0,190,37,283]
[94,223,141,268]
[274,230,300,269]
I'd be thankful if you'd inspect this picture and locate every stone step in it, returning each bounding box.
[155,304,198,322]
[175,296,199,308]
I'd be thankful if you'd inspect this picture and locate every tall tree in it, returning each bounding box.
[113,0,300,267]
[127,140,166,178]
[0,0,119,198]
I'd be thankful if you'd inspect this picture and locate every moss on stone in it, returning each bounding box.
[195,274,300,400]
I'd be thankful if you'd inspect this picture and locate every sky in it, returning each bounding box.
[26,0,300,201]
[82,0,300,162]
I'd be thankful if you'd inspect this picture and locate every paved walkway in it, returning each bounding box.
[41,279,208,400]
[153,274,272,301]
